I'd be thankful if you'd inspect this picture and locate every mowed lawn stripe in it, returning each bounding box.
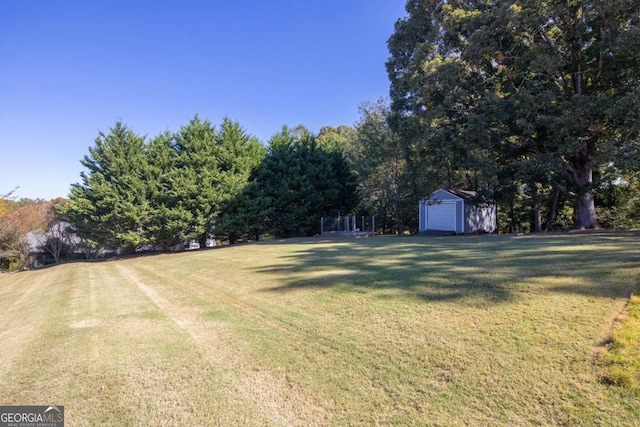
[105,235,640,425]
[0,262,306,426]
[0,266,76,382]
[0,233,639,425]
[114,261,331,426]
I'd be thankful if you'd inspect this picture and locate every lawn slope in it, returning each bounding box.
[0,232,639,426]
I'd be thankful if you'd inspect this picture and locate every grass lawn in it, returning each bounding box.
[0,231,639,426]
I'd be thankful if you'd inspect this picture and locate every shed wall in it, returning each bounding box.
[420,189,497,234]
[464,203,497,233]
[419,199,464,233]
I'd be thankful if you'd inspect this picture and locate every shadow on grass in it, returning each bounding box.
[257,231,640,305]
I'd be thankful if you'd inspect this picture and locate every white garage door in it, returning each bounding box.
[427,202,457,231]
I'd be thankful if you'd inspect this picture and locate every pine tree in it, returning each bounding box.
[247,126,358,238]
[168,115,223,247]
[63,122,150,252]
[214,117,266,243]
[145,131,184,250]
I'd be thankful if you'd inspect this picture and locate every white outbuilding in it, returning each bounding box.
[418,189,496,234]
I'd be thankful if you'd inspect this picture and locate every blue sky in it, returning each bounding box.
[0,0,406,200]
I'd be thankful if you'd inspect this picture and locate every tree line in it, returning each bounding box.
[2,0,639,268]
[58,116,358,255]
[384,0,640,232]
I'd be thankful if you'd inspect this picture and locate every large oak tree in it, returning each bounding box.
[387,0,640,229]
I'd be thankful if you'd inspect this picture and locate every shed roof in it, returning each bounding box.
[424,189,497,205]
[443,189,477,199]
[426,188,477,201]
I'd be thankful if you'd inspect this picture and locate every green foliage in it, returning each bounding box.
[596,172,640,230]
[168,115,222,247]
[214,118,266,243]
[63,116,271,253]
[63,115,360,253]
[386,0,640,230]
[63,122,150,253]
[317,125,357,152]
[144,131,183,250]
[347,99,415,233]
[0,242,29,272]
[241,126,359,239]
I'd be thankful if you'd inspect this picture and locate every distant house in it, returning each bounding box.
[418,189,496,234]
[25,221,76,253]
[25,221,80,264]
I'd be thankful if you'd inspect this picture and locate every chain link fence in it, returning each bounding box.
[320,215,376,237]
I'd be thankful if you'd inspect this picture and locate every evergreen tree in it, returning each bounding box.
[248,126,358,238]
[214,117,266,243]
[145,131,184,250]
[169,115,223,247]
[63,122,150,252]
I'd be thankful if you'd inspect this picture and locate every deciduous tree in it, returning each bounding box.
[387,0,640,229]
[350,100,414,233]
[0,199,58,270]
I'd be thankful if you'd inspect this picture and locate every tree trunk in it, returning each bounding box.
[532,202,542,232]
[568,152,599,229]
[574,165,599,229]
[575,191,599,229]
[547,188,560,231]
[509,200,515,233]
[531,184,542,232]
